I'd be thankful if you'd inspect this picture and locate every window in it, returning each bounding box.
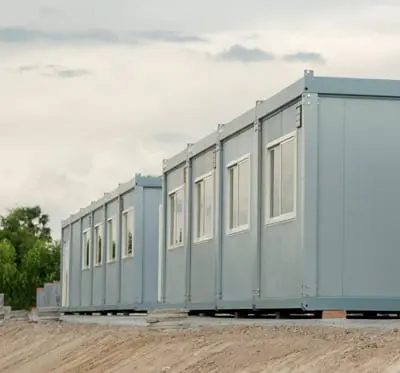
[267,132,296,223]
[122,209,134,257]
[107,217,117,262]
[227,155,250,232]
[82,229,91,270]
[94,224,103,266]
[169,187,184,248]
[194,172,214,241]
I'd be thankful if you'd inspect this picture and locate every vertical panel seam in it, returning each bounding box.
[341,99,347,297]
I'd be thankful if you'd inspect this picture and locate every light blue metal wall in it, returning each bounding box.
[70,220,81,307]
[92,206,105,307]
[316,97,400,299]
[220,128,255,306]
[105,198,119,306]
[142,187,162,304]
[121,189,135,305]
[164,166,186,304]
[60,225,70,308]
[190,149,215,306]
[61,175,162,312]
[80,214,91,307]
[259,103,302,304]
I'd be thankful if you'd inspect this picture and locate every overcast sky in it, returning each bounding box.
[1,1,399,237]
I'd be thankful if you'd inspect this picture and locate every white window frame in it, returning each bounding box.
[82,228,91,270]
[122,207,134,259]
[168,185,185,250]
[226,153,251,235]
[94,223,103,267]
[107,216,117,263]
[193,170,214,243]
[266,130,297,225]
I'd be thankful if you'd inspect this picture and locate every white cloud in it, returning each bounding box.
[1,1,400,237]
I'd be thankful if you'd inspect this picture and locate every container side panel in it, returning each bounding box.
[318,97,400,298]
[92,268,104,306]
[105,263,118,306]
[142,187,162,304]
[190,150,215,303]
[106,200,118,218]
[121,190,134,211]
[104,199,119,307]
[80,215,92,307]
[190,241,215,302]
[81,270,91,306]
[121,259,135,304]
[167,167,185,190]
[70,221,81,307]
[93,207,103,225]
[165,166,186,304]
[221,129,254,302]
[92,206,105,307]
[261,104,302,299]
[81,215,90,231]
[316,98,345,297]
[61,226,70,308]
[165,247,186,303]
[121,189,135,305]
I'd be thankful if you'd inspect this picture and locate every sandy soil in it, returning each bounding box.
[1,321,400,372]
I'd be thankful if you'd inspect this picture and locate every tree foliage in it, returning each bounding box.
[0,206,59,309]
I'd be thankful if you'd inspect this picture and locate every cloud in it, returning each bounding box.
[152,132,189,144]
[0,27,207,46]
[39,7,63,17]
[18,64,92,79]
[132,30,207,43]
[215,44,275,62]
[1,0,400,239]
[283,52,325,64]
[0,27,128,45]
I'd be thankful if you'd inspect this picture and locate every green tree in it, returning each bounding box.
[0,206,59,309]
[0,239,18,306]
[0,206,52,265]
[19,240,60,308]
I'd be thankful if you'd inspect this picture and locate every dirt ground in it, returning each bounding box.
[1,321,400,372]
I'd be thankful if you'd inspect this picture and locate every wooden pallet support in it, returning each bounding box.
[322,310,347,319]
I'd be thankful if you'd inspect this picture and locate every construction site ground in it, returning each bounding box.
[1,315,400,372]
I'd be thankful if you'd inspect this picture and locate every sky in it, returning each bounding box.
[1,0,400,237]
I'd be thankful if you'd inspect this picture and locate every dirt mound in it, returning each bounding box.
[1,321,400,372]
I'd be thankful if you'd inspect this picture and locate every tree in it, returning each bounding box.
[0,239,18,306]
[0,206,59,309]
[20,240,60,308]
[0,206,52,265]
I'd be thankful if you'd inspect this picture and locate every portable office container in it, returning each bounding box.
[61,173,162,313]
[159,69,400,313]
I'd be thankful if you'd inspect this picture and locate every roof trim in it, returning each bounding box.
[61,173,161,228]
[162,69,400,172]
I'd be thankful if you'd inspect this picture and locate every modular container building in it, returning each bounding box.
[159,69,400,313]
[61,173,162,313]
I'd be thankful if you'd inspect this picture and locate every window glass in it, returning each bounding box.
[229,166,239,229]
[238,159,250,227]
[175,189,184,245]
[281,138,295,214]
[270,146,281,217]
[203,176,213,237]
[267,135,296,220]
[108,219,116,261]
[95,225,102,264]
[169,194,175,246]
